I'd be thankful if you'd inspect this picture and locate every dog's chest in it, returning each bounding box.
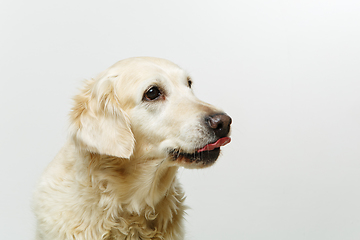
[105,224,164,240]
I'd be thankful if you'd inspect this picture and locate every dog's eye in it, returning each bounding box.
[187,77,192,88]
[144,86,162,101]
[187,80,192,88]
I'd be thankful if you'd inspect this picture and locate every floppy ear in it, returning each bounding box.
[69,77,135,158]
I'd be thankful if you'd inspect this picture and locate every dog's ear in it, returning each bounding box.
[69,77,135,158]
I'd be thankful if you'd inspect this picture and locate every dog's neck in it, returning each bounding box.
[78,149,180,214]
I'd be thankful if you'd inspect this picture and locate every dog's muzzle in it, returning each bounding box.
[170,113,232,166]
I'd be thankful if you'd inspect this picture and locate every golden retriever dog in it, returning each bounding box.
[33,57,232,240]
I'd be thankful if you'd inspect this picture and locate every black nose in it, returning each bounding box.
[206,113,232,138]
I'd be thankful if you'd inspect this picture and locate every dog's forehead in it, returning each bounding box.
[123,59,188,86]
[110,57,186,82]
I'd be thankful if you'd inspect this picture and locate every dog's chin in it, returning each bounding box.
[169,148,221,169]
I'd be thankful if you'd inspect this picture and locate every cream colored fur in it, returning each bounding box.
[33,57,227,240]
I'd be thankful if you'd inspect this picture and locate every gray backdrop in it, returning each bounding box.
[1,0,360,239]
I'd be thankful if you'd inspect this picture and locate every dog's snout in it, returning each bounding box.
[206,113,232,138]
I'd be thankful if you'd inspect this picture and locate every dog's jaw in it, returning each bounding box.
[168,137,231,168]
[169,148,221,168]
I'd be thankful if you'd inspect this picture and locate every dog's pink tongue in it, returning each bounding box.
[197,137,231,153]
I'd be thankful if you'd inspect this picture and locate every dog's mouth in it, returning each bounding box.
[170,137,231,167]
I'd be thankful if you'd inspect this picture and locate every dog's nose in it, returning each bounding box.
[206,113,232,138]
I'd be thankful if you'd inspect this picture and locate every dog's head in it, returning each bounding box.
[70,57,231,168]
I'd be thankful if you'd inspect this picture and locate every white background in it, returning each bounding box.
[1,0,360,239]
